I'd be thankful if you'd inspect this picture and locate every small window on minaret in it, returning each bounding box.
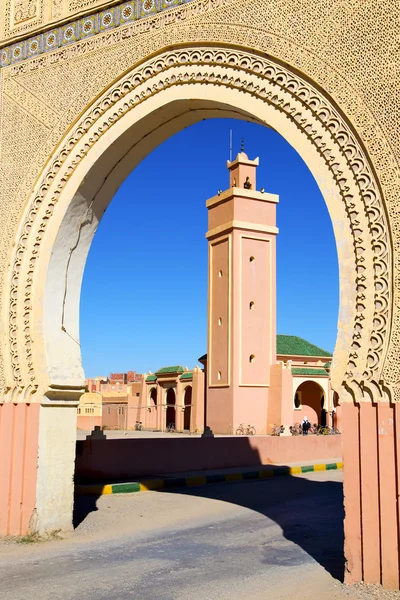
[249,354,255,363]
[218,270,223,277]
[218,318,222,326]
[244,176,252,189]
[249,301,255,310]
[249,256,255,263]
[218,371,222,380]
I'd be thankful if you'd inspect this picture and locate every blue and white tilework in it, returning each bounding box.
[1,0,193,67]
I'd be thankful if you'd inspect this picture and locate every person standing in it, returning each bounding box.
[302,416,311,435]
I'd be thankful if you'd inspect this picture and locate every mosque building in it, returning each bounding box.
[78,151,339,434]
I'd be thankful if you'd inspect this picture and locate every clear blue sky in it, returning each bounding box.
[80,119,339,377]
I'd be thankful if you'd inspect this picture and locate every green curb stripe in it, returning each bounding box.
[112,482,141,494]
[206,474,225,484]
[243,471,259,480]
[301,465,314,473]
[274,466,290,476]
[76,462,342,496]
[164,477,186,489]
[326,462,338,470]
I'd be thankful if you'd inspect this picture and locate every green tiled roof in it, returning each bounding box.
[155,365,184,375]
[277,335,331,357]
[199,334,331,363]
[180,371,193,380]
[292,368,329,376]
[146,375,157,382]
[324,362,332,368]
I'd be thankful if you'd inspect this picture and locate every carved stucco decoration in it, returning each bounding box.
[3,46,392,403]
[0,0,399,402]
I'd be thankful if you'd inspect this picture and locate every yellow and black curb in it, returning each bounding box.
[75,461,343,496]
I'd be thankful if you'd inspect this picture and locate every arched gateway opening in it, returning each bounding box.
[183,386,193,431]
[0,30,397,588]
[294,381,326,426]
[165,388,176,430]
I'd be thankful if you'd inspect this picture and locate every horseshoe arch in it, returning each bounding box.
[0,3,398,587]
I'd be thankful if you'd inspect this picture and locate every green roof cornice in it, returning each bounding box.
[180,372,193,380]
[277,335,331,357]
[146,375,157,382]
[292,368,329,376]
[155,365,184,375]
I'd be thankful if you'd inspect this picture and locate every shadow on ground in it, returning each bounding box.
[73,436,344,582]
[175,472,345,581]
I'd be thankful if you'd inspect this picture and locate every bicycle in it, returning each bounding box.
[236,423,256,436]
[317,425,331,435]
[166,422,176,433]
[289,423,302,436]
[270,424,284,436]
[134,421,143,431]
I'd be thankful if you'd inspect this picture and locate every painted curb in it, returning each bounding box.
[76,461,343,496]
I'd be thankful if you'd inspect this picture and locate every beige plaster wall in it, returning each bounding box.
[0,2,396,402]
[0,1,399,580]
[34,404,77,533]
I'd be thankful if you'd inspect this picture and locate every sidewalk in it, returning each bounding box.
[75,458,343,496]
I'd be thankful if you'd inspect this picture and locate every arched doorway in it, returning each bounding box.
[165,388,176,430]
[183,386,192,431]
[0,17,397,587]
[294,381,325,426]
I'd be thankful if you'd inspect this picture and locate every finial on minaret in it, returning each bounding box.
[226,145,259,190]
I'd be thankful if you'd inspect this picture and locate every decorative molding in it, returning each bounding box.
[14,0,38,24]
[3,0,44,42]
[5,47,391,402]
[1,0,201,64]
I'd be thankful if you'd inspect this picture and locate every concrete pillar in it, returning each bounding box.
[0,401,77,536]
[192,367,205,432]
[268,361,293,434]
[175,380,184,432]
[342,400,400,588]
[157,385,164,431]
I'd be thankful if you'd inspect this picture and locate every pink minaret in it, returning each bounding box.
[205,149,279,434]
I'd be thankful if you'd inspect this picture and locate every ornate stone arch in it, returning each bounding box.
[3,45,392,408]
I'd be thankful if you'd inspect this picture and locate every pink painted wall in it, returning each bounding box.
[269,362,293,431]
[0,402,40,536]
[342,401,400,589]
[77,415,102,430]
[75,434,342,482]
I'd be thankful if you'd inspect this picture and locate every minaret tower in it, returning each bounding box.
[205,146,279,434]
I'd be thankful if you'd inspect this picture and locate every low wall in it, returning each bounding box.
[77,416,102,430]
[75,435,342,483]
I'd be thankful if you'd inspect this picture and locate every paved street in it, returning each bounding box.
[0,472,398,599]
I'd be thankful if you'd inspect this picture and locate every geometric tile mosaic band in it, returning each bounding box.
[1,0,193,67]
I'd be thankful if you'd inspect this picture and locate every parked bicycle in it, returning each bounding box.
[166,422,176,433]
[317,425,332,435]
[270,424,285,436]
[236,423,256,436]
[289,423,302,436]
[134,421,143,431]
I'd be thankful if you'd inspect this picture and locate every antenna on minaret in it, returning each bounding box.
[241,137,245,153]
[229,129,233,162]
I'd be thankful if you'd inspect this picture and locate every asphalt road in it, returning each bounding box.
[0,471,390,600]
